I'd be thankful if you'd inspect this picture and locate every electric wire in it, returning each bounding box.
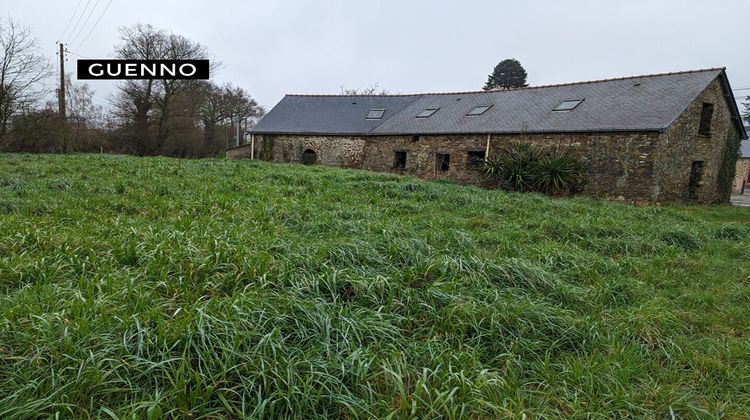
[73,0,113,51]
[64,0,93,45]
[68,0,102,46]
[57,0,84,42]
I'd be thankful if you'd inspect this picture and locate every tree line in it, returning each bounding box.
[0,14,547,158]
[0,19,264,157]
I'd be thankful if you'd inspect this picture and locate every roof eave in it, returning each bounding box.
[249,128,664,137]
[718,69,749,140]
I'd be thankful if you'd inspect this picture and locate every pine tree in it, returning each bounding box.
[483,58,528,90]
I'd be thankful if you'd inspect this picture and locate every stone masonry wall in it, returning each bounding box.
[655,77,740,203]
[262,135,367,168]
[232,131,661,201]
[361,134,490,186]
[226,135,366,167]
[361,132,660,201]
[734,158,750,194]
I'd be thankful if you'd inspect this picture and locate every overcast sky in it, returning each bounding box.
[5,0,750,110]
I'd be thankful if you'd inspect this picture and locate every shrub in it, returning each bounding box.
[534,150,586,195]
[483,143,541,192]
[483,143,585,196]
[716,129,741,203]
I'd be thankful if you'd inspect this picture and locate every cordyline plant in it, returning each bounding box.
[483,143,586,196]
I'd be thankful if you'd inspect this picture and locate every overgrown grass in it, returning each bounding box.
[0,154,749,418]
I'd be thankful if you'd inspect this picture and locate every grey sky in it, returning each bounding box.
[5,0,750,110]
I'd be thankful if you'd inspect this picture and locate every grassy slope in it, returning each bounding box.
[0,154,748,418]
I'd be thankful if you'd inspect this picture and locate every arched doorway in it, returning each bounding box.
[302,149,317,165]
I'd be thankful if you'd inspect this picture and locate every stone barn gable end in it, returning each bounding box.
[229,68,747,203]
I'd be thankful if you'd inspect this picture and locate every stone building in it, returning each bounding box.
[732,137,750,195]
[228,68,747,203]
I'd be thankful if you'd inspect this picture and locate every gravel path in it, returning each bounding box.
[730,194,750,207]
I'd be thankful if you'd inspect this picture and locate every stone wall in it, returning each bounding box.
[236,131,661,201]
[360,132,660,201]
[260,134,367,168]
[734,158,750,194]
[655,78,740,203]
[361,134,490,186]
[226,135,366,167]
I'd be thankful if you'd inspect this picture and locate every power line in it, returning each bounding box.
[64,0,93,44]
[65,49,91,59]
[73,0,113,51]
[57,0,84,42]
[68,0,101,46]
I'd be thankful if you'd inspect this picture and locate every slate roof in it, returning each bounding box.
[251,68,748,139]
[251,95,421,135]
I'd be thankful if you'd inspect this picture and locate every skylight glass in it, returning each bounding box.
[366,108,385,119]
[467,105,492,116]
[416,108,439,118]
[553,99,584,111]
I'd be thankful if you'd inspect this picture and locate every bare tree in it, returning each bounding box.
[194,81,264,152]
[103,24,266,157]
[339,83,393,95]
[65,75,104,151]
[196,81,230,153]
[112,24,220,155]
[111,24,166,155]
[152,31,211,153]
[66,76,102,127]
[0,18,51,143]
[222,83,263,147]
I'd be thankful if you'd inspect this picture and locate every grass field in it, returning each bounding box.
[0,154,749,418]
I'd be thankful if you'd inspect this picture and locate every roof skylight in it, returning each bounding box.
[416,108,439,118]
[553,99,584,111]
[366,108,385,120]
[467,105,492,116]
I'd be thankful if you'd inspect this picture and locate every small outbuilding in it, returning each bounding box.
[229,68,747,203]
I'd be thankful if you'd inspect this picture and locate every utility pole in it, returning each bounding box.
[58,43,66,121]
[243,117,248,146]
[236,119,240,147]
[58,43,68,153]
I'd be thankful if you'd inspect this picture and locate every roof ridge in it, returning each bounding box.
[285,93,423,98]
[284,68,726,98]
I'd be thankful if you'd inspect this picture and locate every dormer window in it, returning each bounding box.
[366,108,385,120]
[553,99,584,111]
[467,105,492,116]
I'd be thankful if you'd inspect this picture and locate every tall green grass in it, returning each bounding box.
[0,154,749,418]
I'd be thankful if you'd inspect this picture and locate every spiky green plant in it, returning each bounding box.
[484,143,542,192]
[484,144,585,196]
[533,149,586,195]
